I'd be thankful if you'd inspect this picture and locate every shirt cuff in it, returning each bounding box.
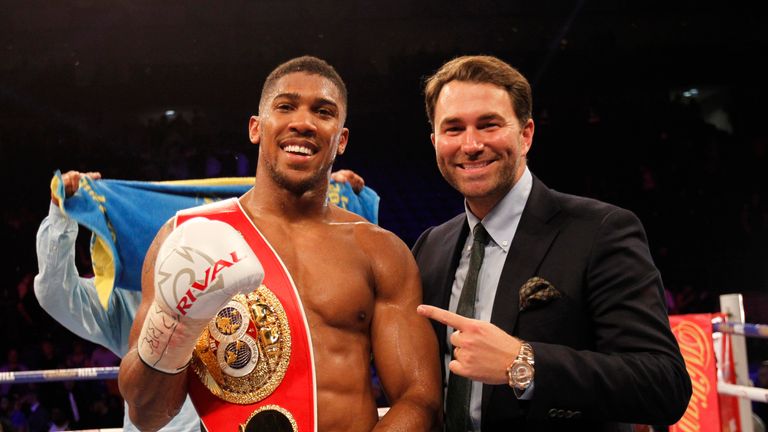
[516,381,535,400]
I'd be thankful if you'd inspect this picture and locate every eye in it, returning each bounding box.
[275,103,294,112]
[479,122,500,130]
[316,107,335,117]
[444,126,464,135]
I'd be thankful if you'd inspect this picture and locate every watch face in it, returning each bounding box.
[511,361,534,387]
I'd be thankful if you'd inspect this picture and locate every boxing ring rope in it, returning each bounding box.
[0,294,764,432]
[7,364,767,403]
[712,320,768,405]
[0,365,391,429]
[5,364,761,403]
[714,322,768,339]
[711,316,768,405]
[0,366,119,384]
[718,382,768,403]
[718,293,766,432]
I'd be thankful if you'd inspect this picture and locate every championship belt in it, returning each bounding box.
[177,199,316,432]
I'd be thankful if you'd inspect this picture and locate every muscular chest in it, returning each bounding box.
[260,224,375,331]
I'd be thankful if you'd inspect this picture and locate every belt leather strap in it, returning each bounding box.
[177,198,316,431]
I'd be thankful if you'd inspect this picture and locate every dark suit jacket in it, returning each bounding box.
[412,175,692,431]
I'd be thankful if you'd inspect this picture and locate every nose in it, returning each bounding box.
[460,127,484,155]
[288,109,318,137]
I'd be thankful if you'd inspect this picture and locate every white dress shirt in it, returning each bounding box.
[446,167,533,430]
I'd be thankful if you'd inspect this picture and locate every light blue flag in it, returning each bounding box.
[51,171,380,308]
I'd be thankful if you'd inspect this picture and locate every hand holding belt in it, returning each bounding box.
[137,217,265,374]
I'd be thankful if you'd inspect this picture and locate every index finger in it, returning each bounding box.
[416,304,471,330]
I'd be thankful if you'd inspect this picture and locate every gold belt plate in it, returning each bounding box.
[191,285,292,404]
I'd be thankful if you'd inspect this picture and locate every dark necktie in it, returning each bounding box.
[446,223,490,432]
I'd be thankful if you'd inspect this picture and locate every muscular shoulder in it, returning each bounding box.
[357,221,410,258]
[329,203,368,223]
[347,221,419,293]
[327,205,411,261]
[177,197,239,219]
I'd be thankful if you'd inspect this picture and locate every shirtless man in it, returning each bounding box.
[117,56,442,431]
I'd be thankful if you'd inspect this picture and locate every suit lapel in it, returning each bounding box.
[432,215,469,354]
[482,176,563,417]
[438,218,468,310]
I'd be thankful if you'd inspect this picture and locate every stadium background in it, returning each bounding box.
[1,1,767,429]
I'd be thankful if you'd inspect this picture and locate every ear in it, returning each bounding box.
[520,118,534,156]
[430,132,436,148]
[336,128,350,155]
[248,116,261,145]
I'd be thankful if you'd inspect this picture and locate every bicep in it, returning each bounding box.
[369,233,441,402]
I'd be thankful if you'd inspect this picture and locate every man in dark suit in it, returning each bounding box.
[413,55,692,431]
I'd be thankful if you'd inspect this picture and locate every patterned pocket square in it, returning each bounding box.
[519,277,562,312]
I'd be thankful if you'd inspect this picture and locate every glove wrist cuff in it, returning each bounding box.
[137,301,207,374]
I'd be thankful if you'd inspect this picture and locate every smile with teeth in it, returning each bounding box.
[459,161,491,170]
[283,145,315,156]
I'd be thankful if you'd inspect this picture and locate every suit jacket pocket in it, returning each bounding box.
[517,296,571,341]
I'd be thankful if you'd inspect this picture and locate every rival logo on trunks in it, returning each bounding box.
[174,250,245,316]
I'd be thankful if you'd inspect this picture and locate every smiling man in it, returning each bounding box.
[413,55,691,431]
[118,56,442,432]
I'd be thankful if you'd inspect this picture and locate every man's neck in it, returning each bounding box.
[466,193,505,220]
[246,172,331,222]
[467,166,527,220]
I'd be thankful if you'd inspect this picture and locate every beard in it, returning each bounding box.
[439,156,519,200]
[263,156,334,196]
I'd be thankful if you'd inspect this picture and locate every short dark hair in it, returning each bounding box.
[260,55,348,113]
[423,55,532,127]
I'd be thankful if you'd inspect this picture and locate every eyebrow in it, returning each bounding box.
[273,92,340,110]
[273,92,301,102]
[439,112,504,128]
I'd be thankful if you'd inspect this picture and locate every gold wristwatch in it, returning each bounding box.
[507,342,535,397]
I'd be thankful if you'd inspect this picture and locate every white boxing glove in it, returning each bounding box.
[138,217,264,374]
